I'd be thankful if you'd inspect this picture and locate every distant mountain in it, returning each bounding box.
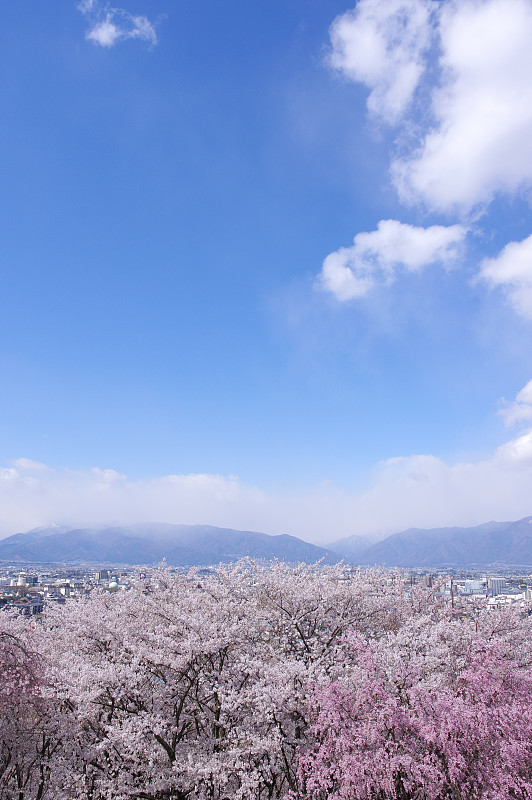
[0,524,336,566]
[5,517,532,568]
[335,517,532,567]
[327,534,375,561]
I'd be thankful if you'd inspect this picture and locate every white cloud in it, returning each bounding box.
[330,0,532,214]
[362,439,532,530]
[499,379,532,427]
[0,468,252,540]
[324,0,532,316]
[79,1,157,48]
[392,0,532,212]
[478,233,532,318]
[495,428,532,468]
[1,429,532,542]
[328,0,434,123]
[318,219,467,301]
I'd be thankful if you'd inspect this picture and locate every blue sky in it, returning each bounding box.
[2,0,532,541]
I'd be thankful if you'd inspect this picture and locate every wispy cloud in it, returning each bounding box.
[78,1,157,48]
[90,467,127,482]
[11,457,51,472]
[318,219,467,301]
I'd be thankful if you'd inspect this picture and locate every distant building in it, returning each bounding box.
[13,595,44,615]
[488,577,505,596]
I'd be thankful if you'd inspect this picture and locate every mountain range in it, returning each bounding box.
[0,523,334,566]
[1,516,532,567]
[346,517,532,567]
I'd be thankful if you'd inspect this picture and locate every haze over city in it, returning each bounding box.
[2,0,532,542]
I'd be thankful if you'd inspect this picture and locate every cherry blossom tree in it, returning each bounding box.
[42,562,407,800]
[296,609,532,800]
[5,561,531,800]
[0,613,61,800]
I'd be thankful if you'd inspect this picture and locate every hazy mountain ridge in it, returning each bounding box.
[0,524,336,566]
[334,517,532,567]
[3,516,532,566]
[327,534,375,560]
